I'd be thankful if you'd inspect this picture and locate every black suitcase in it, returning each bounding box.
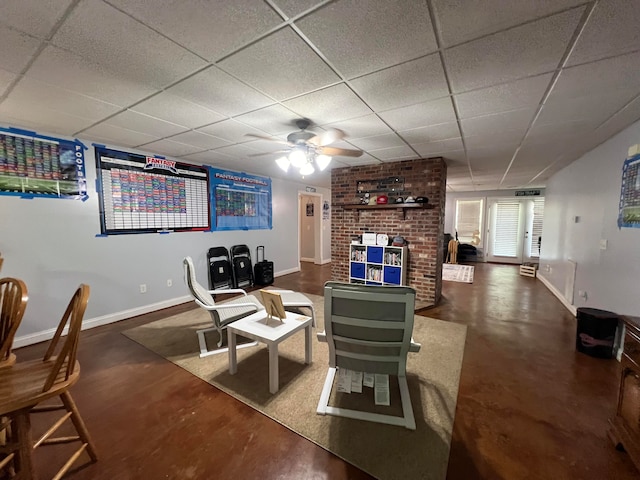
[254,245,274,286]
[230,244,253,288]
[207,246,232,290]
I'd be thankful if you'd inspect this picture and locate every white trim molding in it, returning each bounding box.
[537,273,577,316]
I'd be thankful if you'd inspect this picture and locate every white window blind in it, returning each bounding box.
[493,202,520,257]
[455,199,483,244]
[529,198,545,258]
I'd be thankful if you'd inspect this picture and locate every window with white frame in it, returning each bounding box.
[455,199,483,245]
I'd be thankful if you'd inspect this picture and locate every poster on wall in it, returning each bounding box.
[618,153,640,229]
[0,126,87,200]
[209,167,272,231]
[95,146,210,235]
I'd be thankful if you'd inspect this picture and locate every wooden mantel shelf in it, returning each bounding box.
[342,202,434,219]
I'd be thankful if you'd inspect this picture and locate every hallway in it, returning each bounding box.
[14,263,637,479]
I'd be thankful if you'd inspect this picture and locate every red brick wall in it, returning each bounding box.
[330,157,446,306]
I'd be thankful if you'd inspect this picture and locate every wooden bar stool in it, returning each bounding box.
[0,284,97,479]
[0,277,28,369]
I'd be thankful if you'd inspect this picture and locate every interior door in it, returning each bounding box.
[486,199,525,264]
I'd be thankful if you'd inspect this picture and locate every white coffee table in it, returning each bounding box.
[227,310,312,393]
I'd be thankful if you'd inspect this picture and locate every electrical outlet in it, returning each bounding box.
[167,279,172,287]
[578,290,588,300]
[139,284,147,294]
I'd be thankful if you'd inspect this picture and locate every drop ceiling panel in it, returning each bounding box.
[370,145,417,161]
[272,0,325,19]
[282,84,372,125]
[168,66,274,116]
[349,53,449,111]
[137,139,204,157]
[51,0,207,88]
[0,110,92,137]
[2,0,75,38]
[3,77,120,123]
[103,111,188,138]
[333,154,381,167]
[294,0,437,78]
[594,96,640,142]
[567,0,640,66]
[0,69,17,96]
[432,0,586,47]
[108,0,283,62]
[378,97,456,131]
[218,27,340,101]
[412,138,464,157]
[536,91,635,126]
[166,131,230,150]
[0,25,43,74]
[180,150,235,164]
[454,73,552,119]
[464,131,523,150]
[461,108,536,137]
[131,92,226,129]
[196,119,269,144]
[445,8,584,93]
[27,46,156,106]
[234,105,303,135]
[399,122,460,144]
[348,133,406,151]
[211,143,264,159]
[323,115,393,139]
[80,123,158,148]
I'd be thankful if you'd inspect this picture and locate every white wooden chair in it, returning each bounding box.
[317,282,420,430]
[183,256,264,357]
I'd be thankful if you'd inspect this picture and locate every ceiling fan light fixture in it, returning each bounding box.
[315,154,332,171]
[275,156,290,172]
[289,148,307,168]
[299,162,315,176]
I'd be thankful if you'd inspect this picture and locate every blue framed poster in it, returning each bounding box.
[0,126,87,200]
[618,153,640,229]
[209,167,272,231]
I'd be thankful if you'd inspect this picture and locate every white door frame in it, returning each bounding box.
[298,191,323,265]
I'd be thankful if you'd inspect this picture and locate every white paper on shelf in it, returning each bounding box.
[374,374,390,406]
[351,371,363,393]
[337,368,352,393]
[363,373,375,388]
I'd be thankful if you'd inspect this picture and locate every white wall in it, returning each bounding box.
[540,119,640,316]
[0,138,330,345]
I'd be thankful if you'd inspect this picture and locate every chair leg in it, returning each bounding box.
[60,391,97,462]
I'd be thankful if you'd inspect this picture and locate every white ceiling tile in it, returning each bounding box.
[445,8,584,93]
[282,83,372,125]
[331,153,381,167]
[271,0,322,18]
[537,91,636,126]
[219,27,340,101]
[595,95,640,142]
[27,45,156,106]
[550,51,640,101]
[348,133,406,151]
[166,131,230,150]
[0,25,42,73]
[467,144,517,165]
[0,110,92,137]
[131,92,226,129]
[1,0,74,38]
[432,0,586,47]
[567,0,640,66]
[211,143,264,159]
[2,77,121,123]
[234,105,303,135]
[461,108,536,137]
[412,138,464,157]
[196,119,270,144]
[295,0,436,78]
[441,150,467,164]
[464,131,523,150]
[349,53,448,111]
[378,97,456,131]
[104,111,188,137]
[168,66,274,116]
[369,145,417,161]
[108,0,283,61]
[399,122,460,144]
[455,73,552,119]
[136,138,205,157]
[0,68,17,95]
[527,120,598,140]
[323,115,393,139]
[51,0,207,88]
[80,123,159,148]
[180,149,235,164]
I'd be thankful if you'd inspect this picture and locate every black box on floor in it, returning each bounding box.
[576,307,619,358]
[254,245,274,286]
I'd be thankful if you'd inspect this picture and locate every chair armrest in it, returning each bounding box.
[195,299,260,311]
[316,330,421,352]
[207,288,248,296]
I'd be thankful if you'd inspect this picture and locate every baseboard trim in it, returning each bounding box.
[300,257,315,263]
[537,273,577,316]
[14,295,193,348]
[275,266,300,277]
[319,258,331,265]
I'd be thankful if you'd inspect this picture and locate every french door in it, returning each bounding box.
[486,198,544,264]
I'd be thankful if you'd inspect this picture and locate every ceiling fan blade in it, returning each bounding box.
[308,128,345,147]
[319,146,363,157]
[248,150,290,157]
[245,133,292,146]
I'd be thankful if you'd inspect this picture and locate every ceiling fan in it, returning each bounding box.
[246,119,363,175]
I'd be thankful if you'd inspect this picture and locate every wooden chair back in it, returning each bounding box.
[0,277,28,365]
[41,284,90,392]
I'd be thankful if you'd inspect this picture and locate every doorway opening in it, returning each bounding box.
[298,192,323,265]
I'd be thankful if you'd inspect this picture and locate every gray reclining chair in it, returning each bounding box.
[317,281,420,430]
[183,256,264,357]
